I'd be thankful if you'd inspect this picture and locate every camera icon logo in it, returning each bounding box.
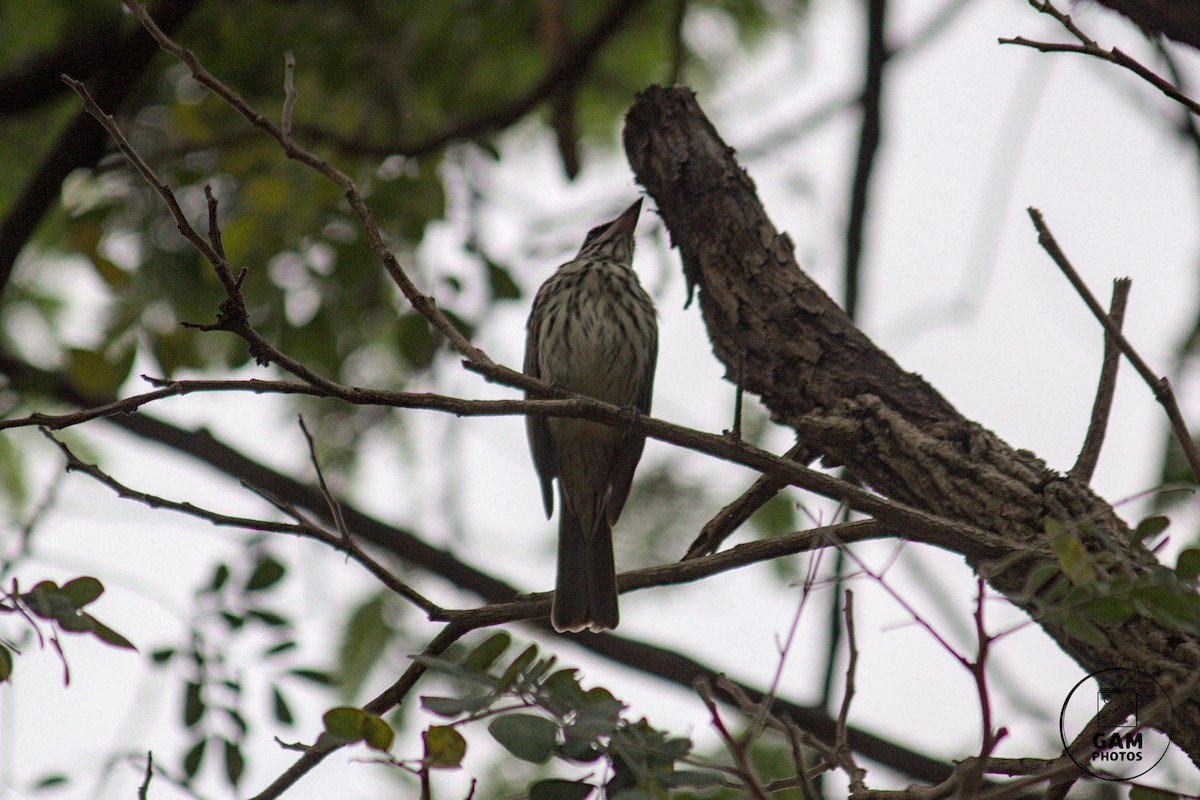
[1097,688,1137,729]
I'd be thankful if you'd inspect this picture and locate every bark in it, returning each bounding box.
[1091,0,1200,50]
[623,85,1200,763]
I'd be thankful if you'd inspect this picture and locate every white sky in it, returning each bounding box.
[4,0,1200,797]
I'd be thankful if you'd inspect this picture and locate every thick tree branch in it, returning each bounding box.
[623,84,1200,763]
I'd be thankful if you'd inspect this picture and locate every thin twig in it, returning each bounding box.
[843,0,889,320]
[999,0,1200,115]
[40,426,444,617]
[281,50,296,138]
[683,441,809,561]
[695,679,771,800]
[296,416,349,537]
[1028,208,1200,482]
[1069,278,1130,482]
[835,589,866,794]
[137,752,153,800]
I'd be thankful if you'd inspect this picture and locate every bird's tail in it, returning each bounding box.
[552,503,618,633]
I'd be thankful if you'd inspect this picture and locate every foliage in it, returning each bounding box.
[413,631,724,799]
[0,0,808,477]
[145,546,334,790]
[0,574,135,684]
[1027,515,1200,648]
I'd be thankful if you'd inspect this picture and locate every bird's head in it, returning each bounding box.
[576,198,642,263]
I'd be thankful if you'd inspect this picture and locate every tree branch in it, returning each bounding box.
[844,0,890,320]
[999,0,1200,115]
[622,83,1200,763]
[1028,208,1200,482]
[1069,278,1131,482]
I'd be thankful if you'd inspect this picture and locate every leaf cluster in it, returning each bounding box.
[1023,515,1200,648]
[147,547,334,790]
[412,631,723,799]
[0,574,135,684]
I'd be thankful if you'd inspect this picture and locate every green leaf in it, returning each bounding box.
[1134,515,1170,546]
[56,609,93,633]
[273,686,294,725]
[88,616,137,650]
[0,643,12,683]
[464,631,511,672]
[245,556,286,592]
[749,491,797,538]
[488,714,559,764]
[396,311,438,370]
[206,563,231,594]
[263,640,297,657]
[32,773,70,790]
[1021,561,1061,601]
[1079,596,1135,624]
[362,714,395,752]
[337,592,395,700]
[496,644,539,691]
[486,260,522,301]
[529,778,595,800]
[288,668,336,686]
[322,706,367,743]
[441,309,475,342]
[422,725,466,769]
[1044,519,1096,586]
[247,609,289,627]
[1176,548,1200,582]
[1130,786,1178,800]
[420,694,494,718]
[664,770,725,789]
[66,346,135,398]
[60,576,104,608]
[223,738,245,787]
[150,648,175,664]
[184,682,205,727]
[542,668,585,716]
[23,581,61,619]
[183,738,207,779]
[1061,613,1109,647]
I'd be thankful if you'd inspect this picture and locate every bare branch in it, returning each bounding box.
[1069,278,1131,482]
[999,0,1200,115]
[40,426,444,617]
[835,589,867,794]
[684,441,811,560]
[281,50,296,138]
[1028,208,1200,481]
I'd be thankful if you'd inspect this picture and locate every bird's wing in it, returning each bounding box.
[605,325,657,524]
[525,307,556,519]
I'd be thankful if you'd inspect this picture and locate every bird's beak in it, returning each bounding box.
[607,198,643,238]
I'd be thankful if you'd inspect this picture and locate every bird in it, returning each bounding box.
[524,198,658,633]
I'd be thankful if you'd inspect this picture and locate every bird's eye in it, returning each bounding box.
[581,225,607,248]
